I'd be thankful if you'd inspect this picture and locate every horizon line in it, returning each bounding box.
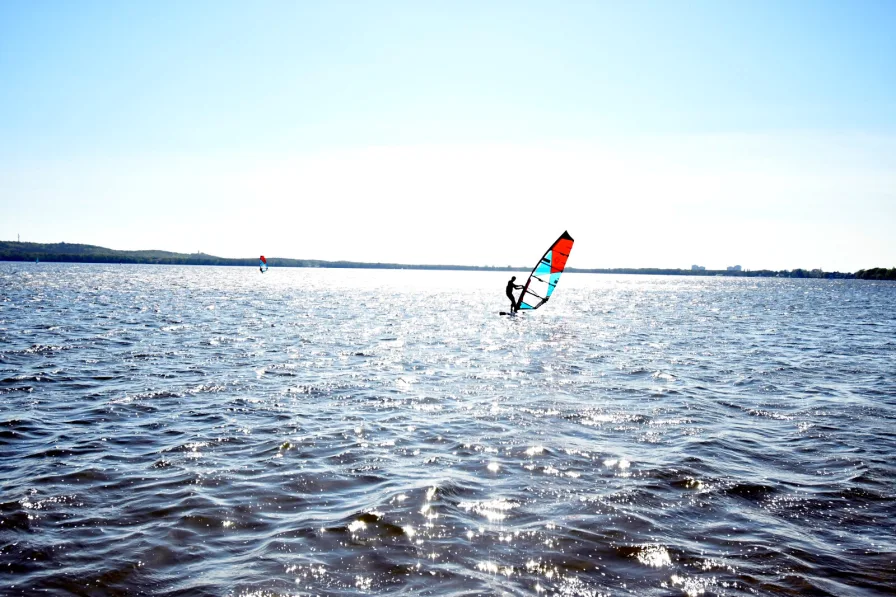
[0,239,873,275]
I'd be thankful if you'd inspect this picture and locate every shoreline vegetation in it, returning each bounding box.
[2,241,892,280]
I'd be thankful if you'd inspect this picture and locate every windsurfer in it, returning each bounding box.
[506,276,523,313]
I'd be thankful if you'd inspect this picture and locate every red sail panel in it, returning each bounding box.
[551,236,573,273]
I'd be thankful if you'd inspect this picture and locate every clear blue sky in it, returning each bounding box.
[2,1,894,271]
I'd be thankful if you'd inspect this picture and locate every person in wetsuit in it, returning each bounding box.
[506,276,524,313]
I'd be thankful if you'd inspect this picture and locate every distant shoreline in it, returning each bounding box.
[2,240,890,279]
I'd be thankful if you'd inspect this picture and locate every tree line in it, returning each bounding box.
[2,240,891,279]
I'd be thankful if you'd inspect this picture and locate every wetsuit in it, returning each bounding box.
[506,279,522,312]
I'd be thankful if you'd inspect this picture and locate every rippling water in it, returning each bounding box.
[1,263,894,596]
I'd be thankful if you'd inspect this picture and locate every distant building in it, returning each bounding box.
[727,265,742,272]
[691,265,705,271]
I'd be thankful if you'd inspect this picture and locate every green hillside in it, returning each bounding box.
[0,241,517,271]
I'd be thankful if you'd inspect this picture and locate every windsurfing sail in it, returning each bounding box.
[259,255,268,272]
[515,231,574,311]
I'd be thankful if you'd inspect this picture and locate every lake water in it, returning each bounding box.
[1,264,894,596]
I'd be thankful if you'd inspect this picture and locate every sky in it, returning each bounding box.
[1,0,894,271]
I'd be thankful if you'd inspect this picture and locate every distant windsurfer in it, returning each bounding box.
[506,276,524,313]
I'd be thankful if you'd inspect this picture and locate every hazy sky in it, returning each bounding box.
[2,1,894,271]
